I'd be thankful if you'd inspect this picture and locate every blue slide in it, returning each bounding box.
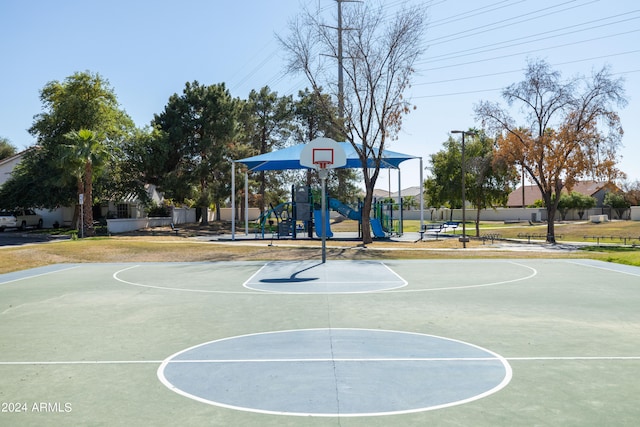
[328,198,361,221]
[370,218,386,238]
[313,210,333,238]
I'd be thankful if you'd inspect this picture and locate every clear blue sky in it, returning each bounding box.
[1,0,638,191]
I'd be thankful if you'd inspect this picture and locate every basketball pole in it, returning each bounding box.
[299,138,346,264]
[319,167,328,263]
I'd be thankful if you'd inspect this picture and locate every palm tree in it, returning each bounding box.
[63,129,109,236]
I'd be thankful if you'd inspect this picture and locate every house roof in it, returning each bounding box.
[236,142,417,172]
[373,186,422,199]
[507,181,616,207]
[0,148,35,186]
[0,148,32,168]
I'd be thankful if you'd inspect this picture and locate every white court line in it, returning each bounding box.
[241,261,270,288]
[155,327,513,418]
[566,260,640,277]
[165,357,503,363]
[0,360,162,365]
[114,263,404,295]
[114,261,531,295]
[0,265,80,285]
[507,356,640,361]
[243,261,407,285]
[385,261,538,293]
[3,355,639,366]
[113,265,265,294]
[381,262,409,287]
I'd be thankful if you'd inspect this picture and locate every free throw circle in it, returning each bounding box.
[158,329,512,417]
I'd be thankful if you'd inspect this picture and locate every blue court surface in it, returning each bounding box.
[1,259,640,426]
[243,260,407,293]
[159,328,510,416]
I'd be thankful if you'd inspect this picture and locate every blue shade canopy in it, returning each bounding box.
[236,142,417,172]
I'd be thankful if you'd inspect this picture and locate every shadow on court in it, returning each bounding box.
[258,262,322,283]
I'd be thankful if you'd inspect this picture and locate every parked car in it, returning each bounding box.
[0,211,17,231]
[0,209,43,231]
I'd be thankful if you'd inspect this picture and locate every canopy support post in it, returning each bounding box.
[231,161,235,240]
[419,157,424,231]
[244,171,249,235]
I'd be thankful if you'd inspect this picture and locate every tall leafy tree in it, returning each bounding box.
[240,86,293,212]
[424,137,463,210]
[292,88,337,145]
[620,180,640,206]
[62,129,110,235]
[557,191,596,220]
[102,126,164,206]
[0,137,17,160]
[293,88,360,204]
[464,132,519,236]
[0,72,134,225]
[280,1,426,244]
[425,131,517,235]
[476,59,627,242]
[153,81,239,223]
[604,192,630,219]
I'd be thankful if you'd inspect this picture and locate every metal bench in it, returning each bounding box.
[170,223,180,235]
[481,233,501,244]
[444,221,459,233]
[416,223,444,242]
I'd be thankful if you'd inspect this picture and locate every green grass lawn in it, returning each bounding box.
[334,218,640,241]
[1,220,639,275]
[402,219,640,242]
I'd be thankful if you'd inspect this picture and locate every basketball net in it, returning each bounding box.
[315,161,331,180]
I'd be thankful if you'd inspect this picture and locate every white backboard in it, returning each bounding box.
[299,137,347,169]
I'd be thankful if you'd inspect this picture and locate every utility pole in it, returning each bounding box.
[319,1,359,118]
[337,0,345,119]
[331,0,358,196]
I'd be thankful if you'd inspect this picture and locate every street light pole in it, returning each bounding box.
[451,130,477,248]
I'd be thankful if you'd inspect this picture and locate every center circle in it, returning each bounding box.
[157,329,512,417]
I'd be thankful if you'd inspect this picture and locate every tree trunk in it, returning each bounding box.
[200,206,209,225]
[83,162,95,237]
[361,190,373,245]
[546,204,557,243]
[259,171,266,213]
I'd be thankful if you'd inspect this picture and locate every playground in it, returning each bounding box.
[255,186,404,240]
[1,259,639,426]
[232,139,422,242]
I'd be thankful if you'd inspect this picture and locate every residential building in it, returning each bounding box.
[506,181,619,208]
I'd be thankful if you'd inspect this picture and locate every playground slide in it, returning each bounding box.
[370,218,386,238]
[313,210,333,238]
[328,198,361,221]
[259,202,290,238]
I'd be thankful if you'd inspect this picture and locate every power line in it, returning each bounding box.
[427,0,526,28]
[423,11,640,63]
[413,50,640,86]
[412,68,640,100]
[411,68,640,99]
[412,87,502,99]
[418,29,640,72]
[228,1,639,100]
[423,0,598,46]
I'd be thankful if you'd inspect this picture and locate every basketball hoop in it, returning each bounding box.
[312,147,333,179]
[298,138,346,264]
[300,137,346,171]
[315,162,331,170]
[312,148,334,170]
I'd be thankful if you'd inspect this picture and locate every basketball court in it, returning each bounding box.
[1,259,639,426]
